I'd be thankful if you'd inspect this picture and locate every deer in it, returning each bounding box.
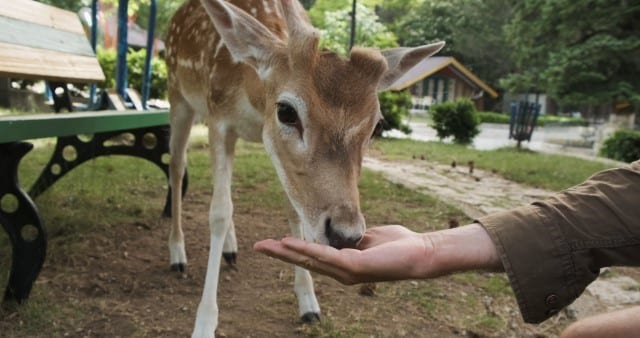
[165,0,443,336]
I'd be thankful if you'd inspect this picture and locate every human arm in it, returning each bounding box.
[253,223,502,285]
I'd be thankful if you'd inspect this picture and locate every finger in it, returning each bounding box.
[254,239,358,283]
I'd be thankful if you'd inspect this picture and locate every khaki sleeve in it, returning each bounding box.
[477,160,640,323]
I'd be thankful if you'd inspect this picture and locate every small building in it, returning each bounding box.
[388,56,498,111]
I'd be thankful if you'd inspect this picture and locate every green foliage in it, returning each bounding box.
[96,47,117,89]
[430,98,480,144]
[308,0,381,27]
[136,0,187,39]
[503,0,640,105]
[600,130,640,163]
[298,0,316,10]
[394,0,459,54]
[393,0,514,90]
[378,90,412,135]
[538,115,588,127]
[476,111,510,124]
[308,0,350,27]
[127,48,168,99]
[96,48,168,99]
[316,3,398,55]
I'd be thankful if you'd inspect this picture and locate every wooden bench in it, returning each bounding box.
[0,1,185,304]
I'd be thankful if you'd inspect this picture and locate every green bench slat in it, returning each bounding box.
[0,16,96,57]
[0,110,170,143]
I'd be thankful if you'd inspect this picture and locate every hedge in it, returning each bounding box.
[476,111,588,127]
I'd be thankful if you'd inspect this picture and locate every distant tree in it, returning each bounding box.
[308,0,383,28]
[394,0,461,56]
[136,0,187,39]
[502,0,640,106]
[319,3,398,55]
[374,0,415,32]
[308,0,351,27]
[390,0,516,101]
[299,0,316,10]
[452,0,516,90]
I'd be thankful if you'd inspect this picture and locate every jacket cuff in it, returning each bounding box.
[477,205,588,323]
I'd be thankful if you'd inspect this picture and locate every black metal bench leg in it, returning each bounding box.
[28,125,187,217]
[0,142,47,303]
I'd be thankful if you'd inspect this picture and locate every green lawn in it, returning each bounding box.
[372,138,614,191]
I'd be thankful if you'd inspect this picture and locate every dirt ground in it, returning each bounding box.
[2,152,638,337]
[2,189,468,337]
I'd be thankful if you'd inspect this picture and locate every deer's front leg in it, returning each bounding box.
[192,128,237,338]
[286,203,321,322]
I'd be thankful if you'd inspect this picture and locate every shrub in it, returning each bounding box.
[600,130,640,163]
[537,115,588,127]
[476,111,588,127]
[430,98,479,144]
[96,47,168,99]
[96,47,117,89]
[378,90,413,135]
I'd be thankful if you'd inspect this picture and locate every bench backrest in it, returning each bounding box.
[0,0,105,83]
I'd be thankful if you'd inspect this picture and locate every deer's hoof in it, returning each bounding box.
[223,252,237,266]
[170,263,186,273]
[301,312,321,323]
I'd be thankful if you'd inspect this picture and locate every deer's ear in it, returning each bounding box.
[200,0,286,78]
[377,42,445,92]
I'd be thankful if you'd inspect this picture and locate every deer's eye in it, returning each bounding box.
[371,119,385,139]
[276,102,303,136]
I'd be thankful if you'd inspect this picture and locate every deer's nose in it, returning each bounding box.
[324,217,364,249]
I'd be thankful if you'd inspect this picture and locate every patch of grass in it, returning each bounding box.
[372,138,613,191]
[359,169,467,230]
[403,283,442,317]
[483,274,512,297]
[0,289,86,337]
[305,316,365,338]
[470,313,505,332]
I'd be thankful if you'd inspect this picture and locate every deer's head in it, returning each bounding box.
[202,0,443,248]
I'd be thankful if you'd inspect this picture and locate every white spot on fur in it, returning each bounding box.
[177,58,194,68]
[263,0,273,14]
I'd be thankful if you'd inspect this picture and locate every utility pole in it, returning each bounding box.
[349,0,356,51]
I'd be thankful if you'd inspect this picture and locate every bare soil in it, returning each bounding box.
[2,155,637,337]
[2,190,464,337]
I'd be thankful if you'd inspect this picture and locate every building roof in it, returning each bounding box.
[388,56,499,98]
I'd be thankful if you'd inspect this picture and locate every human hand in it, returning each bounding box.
[253,225,436,284]
[253,223,501,284]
